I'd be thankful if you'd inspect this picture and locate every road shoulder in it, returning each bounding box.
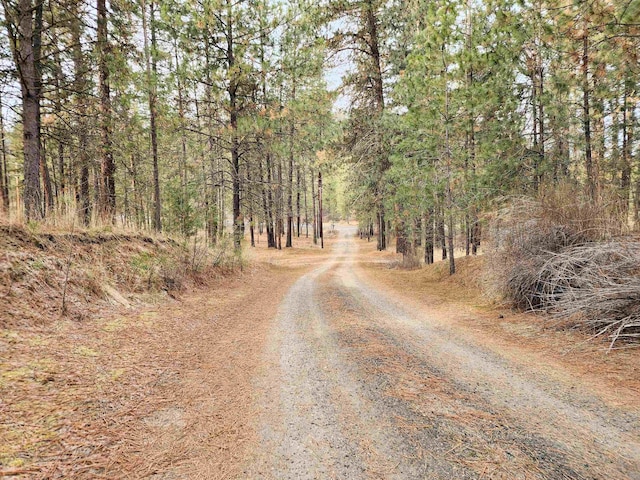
[354,242,640,413]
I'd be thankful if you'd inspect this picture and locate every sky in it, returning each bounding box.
[324,55,353,113]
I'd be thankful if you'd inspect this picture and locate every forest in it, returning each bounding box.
[2,1,640,477]
[0,0,639,266]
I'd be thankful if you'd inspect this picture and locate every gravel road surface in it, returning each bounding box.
[244,226,640,480]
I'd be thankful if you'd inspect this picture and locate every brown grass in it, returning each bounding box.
[0,222,242,329]
[0,224,324,477]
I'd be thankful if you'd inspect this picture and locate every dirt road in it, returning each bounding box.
[243,226,640,479]
[4,227,639,479]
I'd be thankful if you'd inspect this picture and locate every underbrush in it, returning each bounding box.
[0,223,241,327]
[485,186,638,348]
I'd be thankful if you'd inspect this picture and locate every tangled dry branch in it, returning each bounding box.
[533,242,640,349]
[486,191,639,349]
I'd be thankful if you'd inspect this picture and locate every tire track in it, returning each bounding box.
[245,226,640,479]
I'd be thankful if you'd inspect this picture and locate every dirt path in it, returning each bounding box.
[243,226,640,479]
[4,228,639,479]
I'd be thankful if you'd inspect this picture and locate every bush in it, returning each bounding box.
[485,185,638,347]
[534,241,640,347]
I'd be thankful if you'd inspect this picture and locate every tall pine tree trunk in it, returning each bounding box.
[296,165,301,237]
[52,47,66,209]
[303,166,308,238]
[424,209,434,264]
[0,90,10,212]
[582,30,596,201]
[364,0,388,251]
[97,0,116,221]
[621,82,632,217]
[266,153,276,247]
[3,0,43,220]
[286,106,294,248]
[444,73,455,275]
[277,156,283,250]
[248,169,255,247]
[174,37,188,235]
[226,1,241,250]
[70,8,91,225]
[142,0,161,231]
[318,171,323,249]
[311,168,317,244]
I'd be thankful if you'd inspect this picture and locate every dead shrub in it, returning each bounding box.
[485,185,638,347]
[159,236,241,291]
[159,258,187,292]
[210,236,245,272]
[534,241,640,348]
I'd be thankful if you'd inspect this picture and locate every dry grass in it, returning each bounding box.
[357,238,486,306]
[483,188,640,348]
[0,221,326,477]
[0,232,313,478]
[0,222,240,328]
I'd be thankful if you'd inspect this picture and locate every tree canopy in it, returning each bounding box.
[0,0,638,266]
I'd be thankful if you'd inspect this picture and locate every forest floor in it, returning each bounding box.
[1,225,639,478]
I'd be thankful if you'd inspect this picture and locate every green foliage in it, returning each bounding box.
[1,0,638,257]
[164,176,201,237]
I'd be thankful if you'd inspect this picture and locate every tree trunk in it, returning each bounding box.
[621,82,632,217]
[51,47,66,210]
[532,68,539,192]
[364,0,384,111]
[424,209,434,264]
[445,65,455,275]
[201,43,218,243]
[311,168,317,244]
[537,62,545,188]
[266,153,276,247]
[248,168,255,247]
[377,207,386,251]
[173,37,189,235]
[286,108,294,248]
[0,90,10,212]
[226,1,242,250]
[296,165,301,237]
[447,211,455,275]
[130,153,142,228]
[437,205,446,260]
[143,0,161,231]
[303,166,308,238]
[97,0,116,221]
[33,0,52,215]
[40,137,53,213]
[277,156,283,250]
[70,8,91,225]
[582,31,596,201]
[4,0,43,220]
[260,157,274,248]
[318,171,324,249]
[364,0,388,251]
[471,214,480,254]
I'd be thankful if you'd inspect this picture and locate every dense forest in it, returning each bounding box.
[0,0,638,271]
[2,2,640,475]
